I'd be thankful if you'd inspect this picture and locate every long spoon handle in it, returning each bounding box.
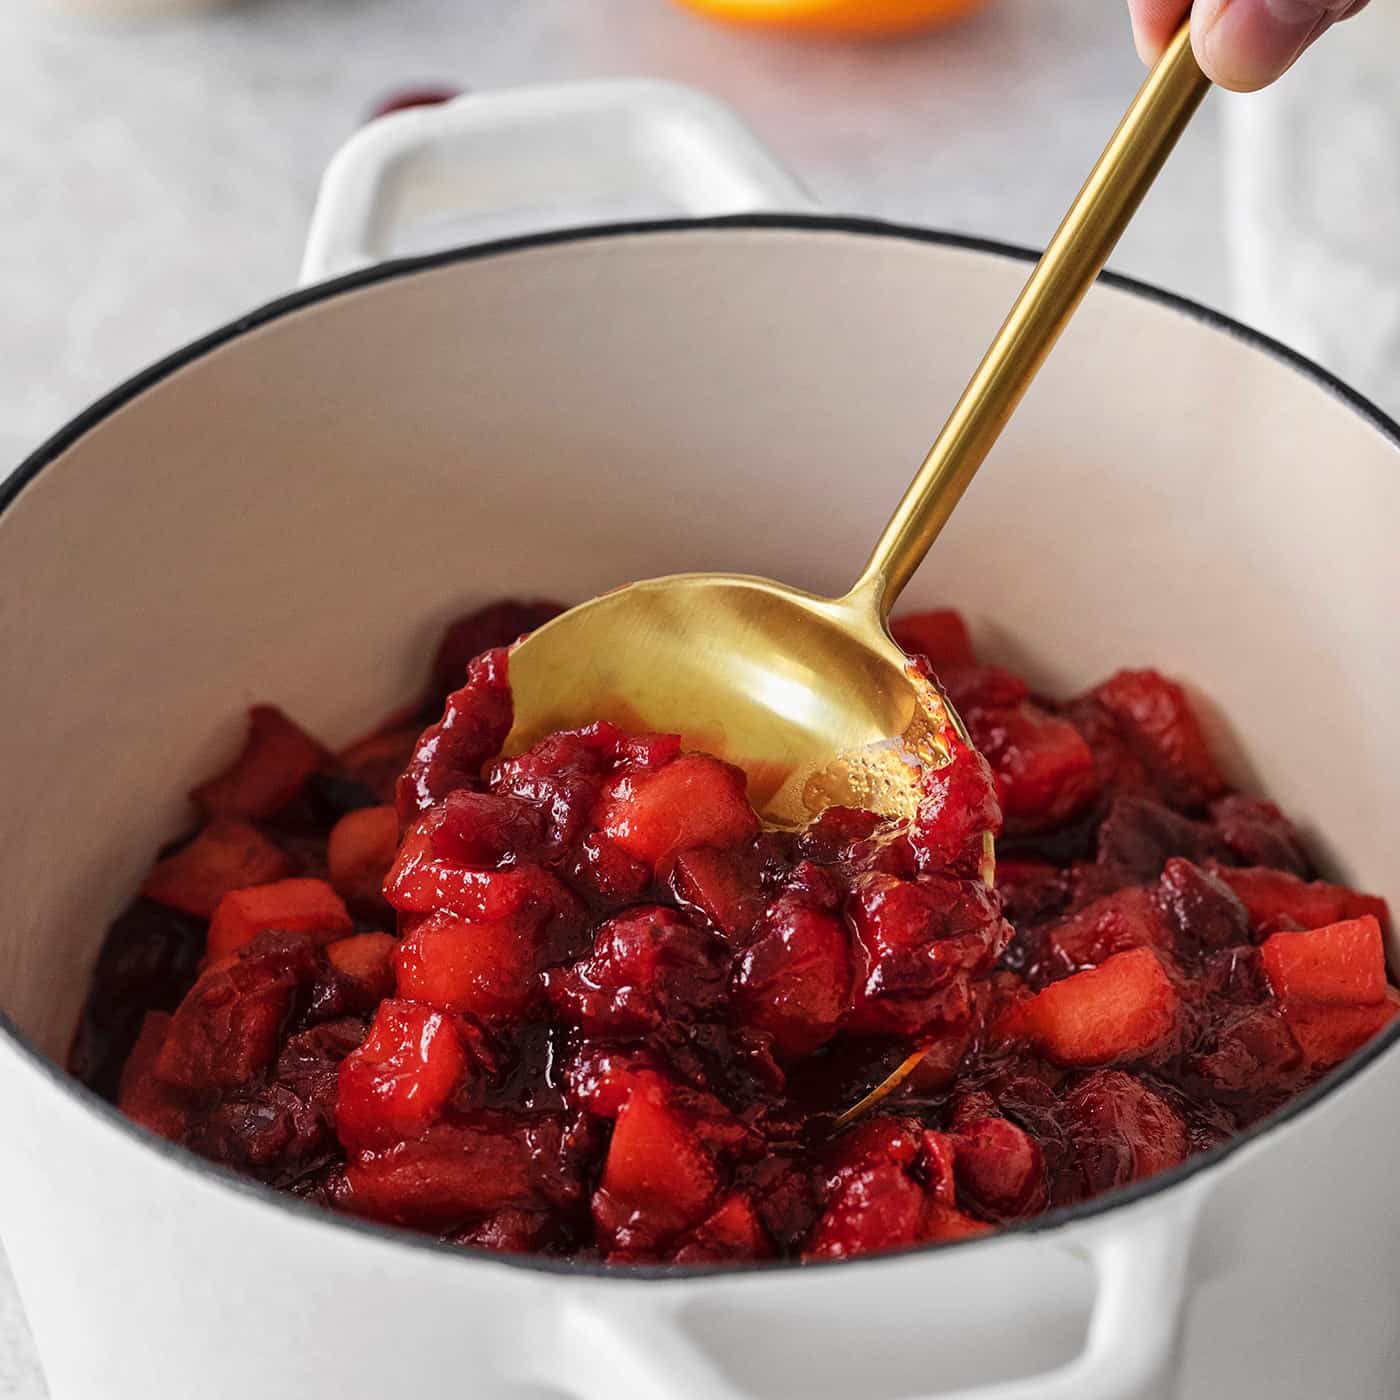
[848,22,1210,623]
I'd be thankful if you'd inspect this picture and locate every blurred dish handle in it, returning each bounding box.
[1223,7,1400,421]
[45,0,234,14]
[300,79,815,285]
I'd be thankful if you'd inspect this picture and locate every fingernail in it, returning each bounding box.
[1196,0,1335,90]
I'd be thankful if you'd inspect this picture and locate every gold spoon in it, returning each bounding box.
[506,25,1210,831]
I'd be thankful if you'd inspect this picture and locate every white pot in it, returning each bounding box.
[1,81,1397,1400]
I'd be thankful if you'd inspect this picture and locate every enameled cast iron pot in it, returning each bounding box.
[1,83,1397,1400]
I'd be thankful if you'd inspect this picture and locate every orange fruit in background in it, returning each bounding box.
[674,0,989,38]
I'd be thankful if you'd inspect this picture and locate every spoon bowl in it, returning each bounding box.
[505,573,957,824]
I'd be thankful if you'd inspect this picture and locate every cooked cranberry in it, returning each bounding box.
[452,1208,556,1255]
[672,1192,773,1263]
[914,732,1002,869]
[963,700,1099,834]
[952,1116,1048,1220]
[1209,795,1311,876]
[1197,944,1269,1004]
[70,898,206,1098]
[562,1045,665,1119]
[156,933,323,1092]
[546,906,727,1036]
[945,664,1035,713]
[1156,858,1251,951]
[397,648,513,818]
[424,788,546,869]
[731,895,851,1060]
[1189,1005,1301,1094]
[336,1112,579,1230]
[671,845,769,941]
[797,806,885,861]
[847,872,1008,1036]
[890,609,976,669]
[276,1018,367,1101]
[488,722,623,851]
[426,599,563,713]
[187,1021,363,1182]
[368,85,463,122]
[1060,1070,1188,1196]
[1096,794,1231,881]
[1037,887,1175,981]
[1088,670,1226,809]
[805,1161,924,1260]
[822,1117,923,1190]
[995,859,1069,929]
[568,830,653,904]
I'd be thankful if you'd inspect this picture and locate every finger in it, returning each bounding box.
[1127,0,1192,61]
[1192,0,1362,92]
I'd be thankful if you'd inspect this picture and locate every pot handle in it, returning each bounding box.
[549,1183,1210,1400]
[300,79,815,285]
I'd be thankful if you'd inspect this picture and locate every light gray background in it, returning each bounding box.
[0,0,1370,1392]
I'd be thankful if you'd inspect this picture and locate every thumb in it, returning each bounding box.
[1192,0,1370,92]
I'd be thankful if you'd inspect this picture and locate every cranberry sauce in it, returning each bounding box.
[72,602,1397,1263]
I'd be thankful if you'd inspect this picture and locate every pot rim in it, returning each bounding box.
[3,212,1398,1284]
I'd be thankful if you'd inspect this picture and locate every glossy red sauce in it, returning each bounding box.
[72,601,1397,1263]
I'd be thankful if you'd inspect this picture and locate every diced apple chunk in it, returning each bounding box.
[192,705,328,820]
[1283,996,1400,1071]
[141,818,294,919]
[595,754,759,871]
[890,609,976,668]
[1261,916,1388,1006]
[325,931,397,1003]
[326,805,400,911]
[395,911,538,1020]
[206,878,352,962]
[1217,866,1392,938]
[593,1079,718,1252]
[994,948,1180,1066]
[336,999,468,1151]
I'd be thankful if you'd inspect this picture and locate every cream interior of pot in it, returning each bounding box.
[1,225,1397,1063]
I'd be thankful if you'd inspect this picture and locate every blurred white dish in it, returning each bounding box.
[1225,4,1400,419]
[44,0,233,18]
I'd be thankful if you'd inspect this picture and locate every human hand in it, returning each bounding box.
[1128,0,1371,90]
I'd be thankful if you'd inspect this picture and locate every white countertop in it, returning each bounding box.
[0,0,1368,1392]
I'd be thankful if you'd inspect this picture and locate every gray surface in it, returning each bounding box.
[0,0,1236,1393]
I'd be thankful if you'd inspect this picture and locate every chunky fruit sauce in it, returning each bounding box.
[73,601,1397,1264]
